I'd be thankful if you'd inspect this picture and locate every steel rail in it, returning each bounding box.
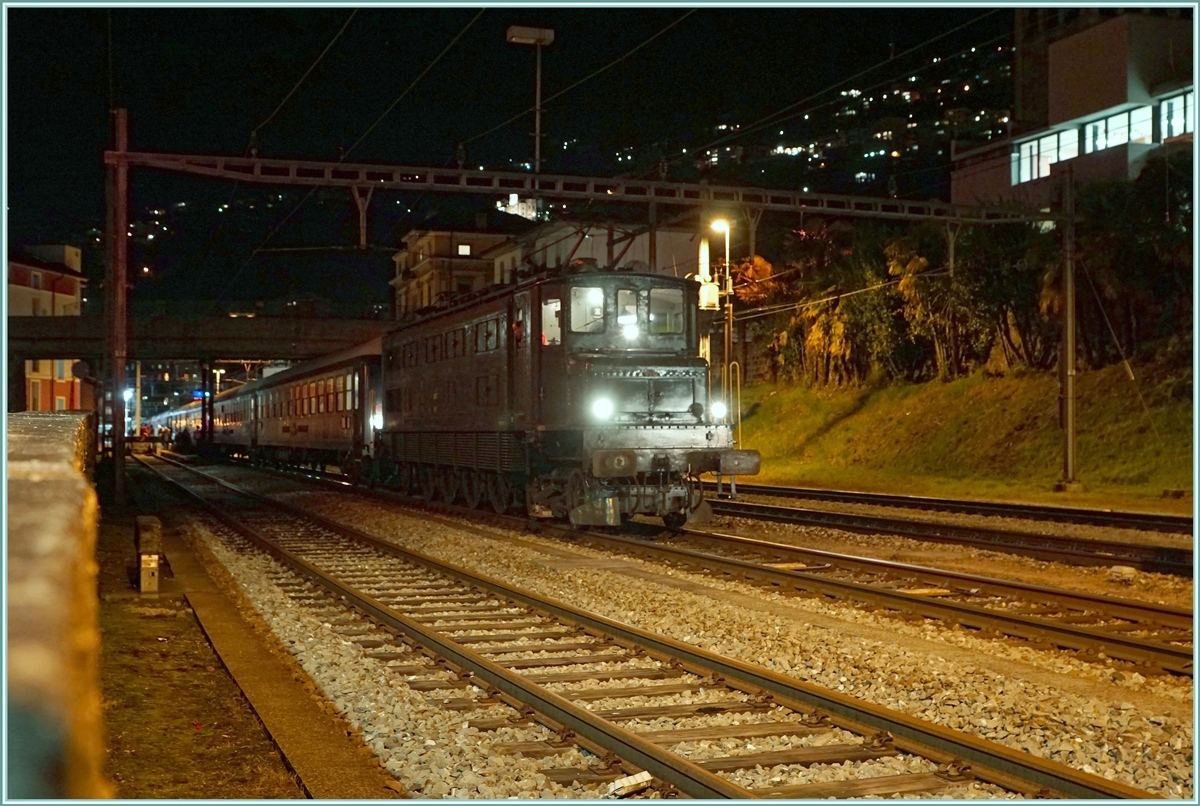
[137,457,747,798]
[707,498,1193,577]
[148,458,1159,799]
[574,530,1193,676]
[220,460,1194,669]
[708,482,1193,534]
[672,528,1194,630]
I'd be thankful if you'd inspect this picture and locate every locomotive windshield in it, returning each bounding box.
[555,279,692,351]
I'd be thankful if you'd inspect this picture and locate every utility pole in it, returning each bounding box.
[1057,165,1083,492]
[106,107,129,504]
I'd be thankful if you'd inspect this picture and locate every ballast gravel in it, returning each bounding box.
[254,490,1193,800]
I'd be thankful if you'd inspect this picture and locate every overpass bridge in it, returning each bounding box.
[6,314,391,410]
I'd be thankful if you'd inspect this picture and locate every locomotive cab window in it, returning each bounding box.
[617,290,638,325]
[570,287,605,333]
[649,288,685,334]
[541,298,561,345]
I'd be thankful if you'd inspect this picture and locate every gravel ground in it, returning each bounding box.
[710,514,1194,610]
[189,467,1194,798]
[741,492,1193,549]
[256,490,1192,799]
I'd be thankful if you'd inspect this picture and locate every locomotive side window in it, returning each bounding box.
[474,319,499,352]
[570,287,605,333]
[649,288,685,333]
[541,299,561,345]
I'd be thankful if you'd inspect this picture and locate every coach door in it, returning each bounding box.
[508,291,533,428]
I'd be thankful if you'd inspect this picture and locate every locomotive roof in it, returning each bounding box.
[392,269,694,331]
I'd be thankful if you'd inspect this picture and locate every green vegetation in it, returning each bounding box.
[736,359,1193,514]
[737,151,1192,387]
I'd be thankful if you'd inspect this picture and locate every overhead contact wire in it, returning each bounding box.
[217,10,485,302]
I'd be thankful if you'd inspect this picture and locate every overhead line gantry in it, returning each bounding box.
[101,108,1072,504]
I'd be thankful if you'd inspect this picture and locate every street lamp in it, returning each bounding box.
[213,368,226,395]
[506,25,555,181]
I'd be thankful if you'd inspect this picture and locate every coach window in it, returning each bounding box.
[541,298,561,344]
[570,287,605,333]
[649,288,685,333]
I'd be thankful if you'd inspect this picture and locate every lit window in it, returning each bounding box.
[1108,113,1130,148]
[1160,91,1194,139]
[570,287,605,333]
[541,298,562,345]
[617,289,638,325]
[649,288,684,334]
[1129,106,1153,144]
[457,243,471,256]
[1085,120,1106,154]
[1058,130,1079,161]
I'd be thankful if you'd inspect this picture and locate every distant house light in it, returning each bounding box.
[458,243,472,256]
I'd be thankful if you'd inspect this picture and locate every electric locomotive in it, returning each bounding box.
[376,265,759,528]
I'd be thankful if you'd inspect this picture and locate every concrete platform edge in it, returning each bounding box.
[160,526,403,799]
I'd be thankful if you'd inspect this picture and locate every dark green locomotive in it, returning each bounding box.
[377,266,759,528]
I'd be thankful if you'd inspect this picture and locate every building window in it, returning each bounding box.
[29,380,41,411]
[457,243,471,256]
[55,396,67,411]
[1083,106,1153,154]
[30,272,41,290]
[55,359,67,380]
[1013,129,1077,184]
[1161,91,1194,139]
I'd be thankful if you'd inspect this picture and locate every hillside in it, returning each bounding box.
[735,360,1193,515]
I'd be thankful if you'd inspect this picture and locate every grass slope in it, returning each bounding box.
[736,361,1193,514]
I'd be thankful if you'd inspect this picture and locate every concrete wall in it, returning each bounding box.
[7,412,109,797]
[1049,15,1193,124]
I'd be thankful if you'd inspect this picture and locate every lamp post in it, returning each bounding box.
[213,368,225,395]
[506,25,555,181]
[711,219,732,412]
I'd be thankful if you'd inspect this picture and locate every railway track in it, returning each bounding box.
[233,460,1192,575]
[139,456,1159,799]
[706,497,1194,577]
[705,482,1193,534]
[214,459,1196,676]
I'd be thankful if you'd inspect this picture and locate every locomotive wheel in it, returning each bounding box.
[662,512,687,531]
[486,473,510,514]
[417,466,436,500]
[462,471,484,509]
[396,462,415,494]
[436,467,460,503]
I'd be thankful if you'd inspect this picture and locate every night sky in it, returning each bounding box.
[5,5,1012,299]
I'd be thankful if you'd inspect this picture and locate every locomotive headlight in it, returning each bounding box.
[370,413,383,429]
[711,401,728,420]
[622,324,639,340]
[591,397,614,419]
